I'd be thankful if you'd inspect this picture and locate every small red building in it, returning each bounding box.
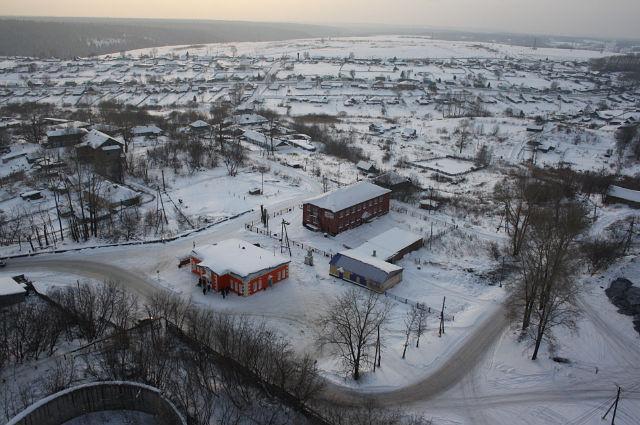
[190,239,290,296]
[303,181,391,235]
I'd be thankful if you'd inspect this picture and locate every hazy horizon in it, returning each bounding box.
[2,0,640,40]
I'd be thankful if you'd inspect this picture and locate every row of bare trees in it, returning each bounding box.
[496,172,593,359]
[1,280,435,425]
[0,299,66,368]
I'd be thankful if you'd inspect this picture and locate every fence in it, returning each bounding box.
[383,291,454,321]
[2,210,254,261]
[7,382,186,425]
[390,204,458,245]
[244,222,334,258]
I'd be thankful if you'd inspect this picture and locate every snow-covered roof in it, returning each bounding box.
[357,160,376,171]
[233,113,267,125]
[243,129,268,145]
[0,276,26,297]
[243,129,287,148]
[608,185,640,203]
[46,127,87,138]
[331,249,402,283]
[373,171,410,186]
[305,181,390,213]
[351,227,422,262]
[77,129,122,150]
[102,182,140,205]
[286,138,316,151]
[132,125,162,135]
[192,239,290,279]
[190,120,210,129]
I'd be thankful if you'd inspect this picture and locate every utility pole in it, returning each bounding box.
[624,217,635,254]
[280,219,291,256]
[602,386,621,424]
[429,222,433,250]
[376,324,382,368]
[373,332,379,372]
[439,296,446,337]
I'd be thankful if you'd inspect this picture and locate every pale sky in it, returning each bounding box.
[2,0,640,39]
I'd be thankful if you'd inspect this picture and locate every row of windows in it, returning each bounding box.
[337,196,385,218]
[250,268,288,292]
[337,209,384,231]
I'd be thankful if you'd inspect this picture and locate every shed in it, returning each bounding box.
[351,227,423,263]
[605,185,640,208]
[0,276,27,307]
[20,190,43,201]
[330,250,403,292]
[357,161,377,174]
[373,171,414,193]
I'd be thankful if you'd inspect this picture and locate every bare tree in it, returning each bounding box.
[145,291,193,329]
[414,306,427,348]
[21,114,45,145]
[510,201,588,359]
[49,280,128,342]
[229,82,245,107]
[259,109,280,156]
[493,175,555,257]
[316,289,391,380]
[455,119,471,154]
[222,137,245,177]
[210,103,231,150]
[402,306,418,359]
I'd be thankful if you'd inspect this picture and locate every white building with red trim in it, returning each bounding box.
[190,239,290,296]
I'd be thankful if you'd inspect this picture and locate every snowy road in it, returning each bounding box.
[320,300,509,406]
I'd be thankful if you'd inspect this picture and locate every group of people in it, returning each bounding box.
[197,278,233,298]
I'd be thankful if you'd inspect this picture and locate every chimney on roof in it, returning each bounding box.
[372,250,376,257]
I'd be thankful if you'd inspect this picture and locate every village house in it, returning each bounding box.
[190,239,290,296]
[189,120,211,134]
[373,171,414,193]
[356,160,377,174]
[97,180,142,209]
[132,125,163,139]
[303,181,391,235]
[75,129,125,182]
[243,129,288,151]
[232,113,268,125]
[45,127,88,148]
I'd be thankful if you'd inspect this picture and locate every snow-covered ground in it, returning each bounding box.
[1,34,639,424]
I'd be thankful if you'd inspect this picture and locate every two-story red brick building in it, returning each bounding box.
[190,239,290,296]
[303,181,391,235]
